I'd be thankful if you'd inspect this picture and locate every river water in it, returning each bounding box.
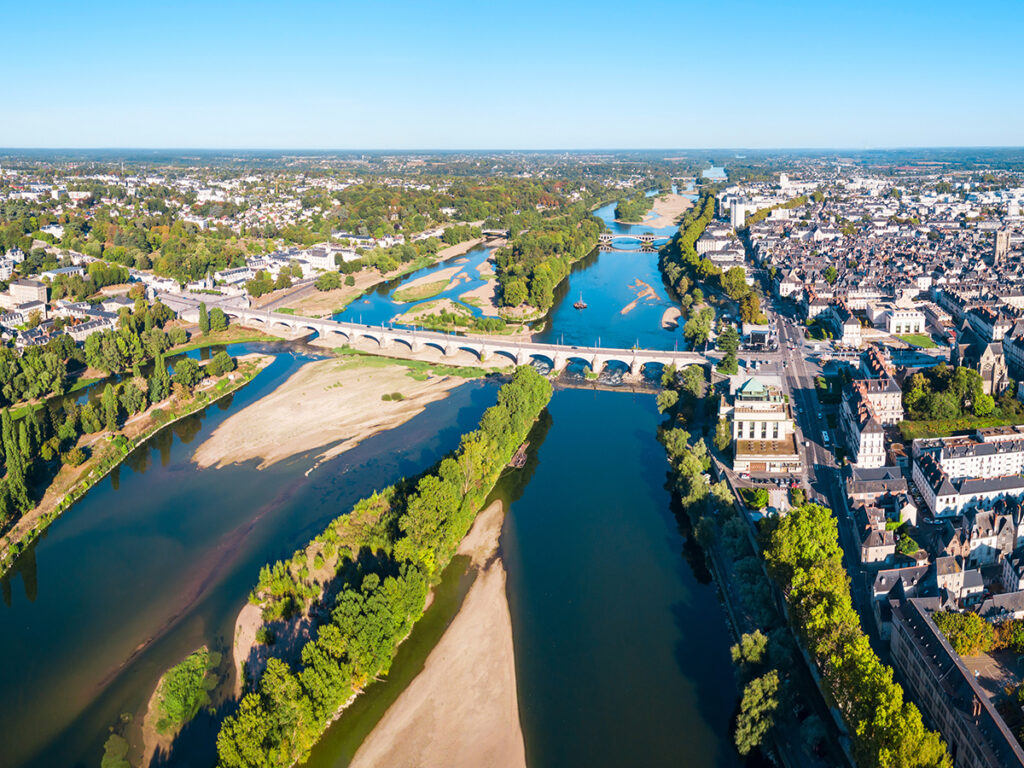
[0,188,742,768]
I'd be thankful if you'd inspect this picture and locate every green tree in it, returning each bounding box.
[974,393,995,416]
[656,389,679,414]
[734,670,780,755]
[209,307,228,332]
[149,353,171,404]
[101,383,119,431]
[717,324,740,356]
[172,358,203,390]
[680,365,704,398]
[731,630,768,669]
[315,272,340,291]
[684,308,713,348]
[933,611,994,656]
[714,418,732,451]
[198,302,209,335]
[823,265,838,284]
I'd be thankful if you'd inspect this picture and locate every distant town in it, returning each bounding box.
[6,149,1024,768]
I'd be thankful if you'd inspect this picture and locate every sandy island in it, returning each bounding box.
[350,500,525,768]
[393,265,464,298]
[192,358,468,471]
[642,192,694,229]
[458,281,500,316]
[661,306,682,329]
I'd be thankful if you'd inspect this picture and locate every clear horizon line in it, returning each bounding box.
[1,144,1024,153]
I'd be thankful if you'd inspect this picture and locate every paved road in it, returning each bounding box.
[768,302,874,631]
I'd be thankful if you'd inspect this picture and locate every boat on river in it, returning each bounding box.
[573,292,587,310]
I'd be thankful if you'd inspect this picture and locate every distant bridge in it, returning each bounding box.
[599,232,661,244]
[207,305,709,375]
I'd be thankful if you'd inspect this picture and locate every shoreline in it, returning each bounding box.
[0,354,273,578]
[268,237,500,319]
[349,499,525,768]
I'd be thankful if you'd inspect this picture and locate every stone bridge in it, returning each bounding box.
[216,306,708,375]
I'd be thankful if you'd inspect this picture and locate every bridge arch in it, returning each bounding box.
[529,353,555,372]
[562,356,594,373]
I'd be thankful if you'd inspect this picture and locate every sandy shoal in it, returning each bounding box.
[644,193,694,229]
[350,500,525,768]
[192,358,467,470]
[398,265,464,293]
[458,281,500,316]
[662,306,682,329]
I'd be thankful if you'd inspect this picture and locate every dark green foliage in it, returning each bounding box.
[149,352,171,403]
[903,363,999,421]
[155,647,218,734]
[314,272,340,291]
[100,733,131,768]
[734,670,780,755]
[207,351,236,377]
[199,302,210,335]
[495,207,602,310]
[172,358,203,389]
[658,189,716,297]
[210,307,229,332]
[82,304,174,375]
[614,192,653,222]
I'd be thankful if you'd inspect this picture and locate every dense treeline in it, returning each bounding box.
[216,368,552,767]
[49,261,131,301]
[614,192,653,223]
[0,343,235,537]
[763,506,951,768]
[741,194,809,229]
[82,301,181,374]
[657,370,948,764]
[659,188,716,297]
[0,302,183,415]
[657,367,795,757]
[494,207,602,310]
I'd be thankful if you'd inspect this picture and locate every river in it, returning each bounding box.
[333,189,693,352]
[0,186,742,768]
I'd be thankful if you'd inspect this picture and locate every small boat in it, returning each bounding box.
[573,292,587,310]
[508,441,530,469]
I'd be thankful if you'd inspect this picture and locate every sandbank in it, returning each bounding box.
[458,281,500,316]
[643,193,694,229]
[350,500,525,768]
[192,358,467,470]
[396,265,463,294]
[662,306,682,329]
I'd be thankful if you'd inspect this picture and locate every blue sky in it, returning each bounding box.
[3,0,1022,149]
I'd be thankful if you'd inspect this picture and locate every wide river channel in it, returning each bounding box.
[0,196,741,767]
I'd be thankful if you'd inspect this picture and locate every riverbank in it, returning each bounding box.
[263,238,494,318]
[0,354,273,577]
[349,499,525,768]
[192,355,473,471]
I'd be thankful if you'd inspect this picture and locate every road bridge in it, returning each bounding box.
[204,304,711,376]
